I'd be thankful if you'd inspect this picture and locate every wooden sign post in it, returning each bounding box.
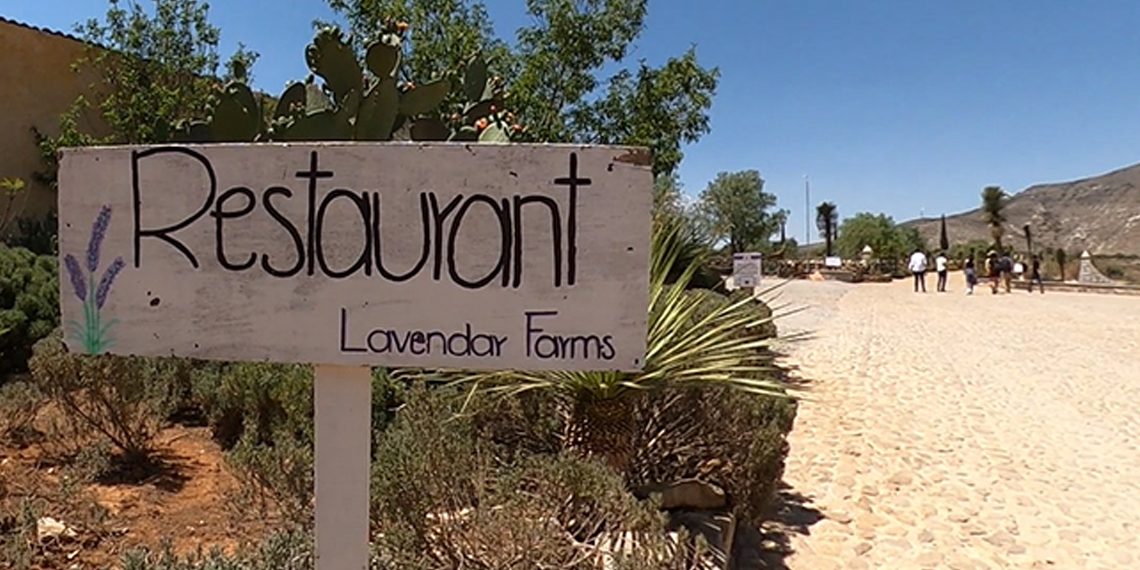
[57,142,652,569]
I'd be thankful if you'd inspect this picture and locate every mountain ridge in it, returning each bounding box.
[903,161,1140,255]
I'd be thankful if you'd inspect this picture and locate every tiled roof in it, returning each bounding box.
[0,15,88,44]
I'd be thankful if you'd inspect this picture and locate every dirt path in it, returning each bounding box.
[763,277,1140,569]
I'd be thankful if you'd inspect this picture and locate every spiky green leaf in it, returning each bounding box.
[275,82,306,119]
[399,78,450,116]
[449,125,480,142]
[365,40,400,78]
[305,27,361,103]
[356,78,399,140]
[464,54,488,102]
[478,123,510,143]
[305,83,333,114]
[410,118,451,141]
[209,82,261,142]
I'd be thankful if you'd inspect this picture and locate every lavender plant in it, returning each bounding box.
[63,205,124,353]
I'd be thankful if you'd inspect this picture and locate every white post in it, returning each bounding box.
[315,365,372,570]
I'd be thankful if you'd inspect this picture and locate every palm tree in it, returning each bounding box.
[1023,224,1032,255]
[445,216,788,471]
[815,202,838,257]
[981,186,1008,251]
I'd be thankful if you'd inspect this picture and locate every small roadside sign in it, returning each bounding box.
[732,252,763,288]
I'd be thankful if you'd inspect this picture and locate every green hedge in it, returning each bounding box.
[0,245,58,376]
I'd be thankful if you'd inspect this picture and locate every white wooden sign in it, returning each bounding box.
[825,256,842,268]
[732,252,762,288]
[57,143,652,371]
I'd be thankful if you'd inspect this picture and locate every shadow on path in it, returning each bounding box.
[732,482,825,569]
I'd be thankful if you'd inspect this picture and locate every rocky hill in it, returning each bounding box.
[905,162,1140,255]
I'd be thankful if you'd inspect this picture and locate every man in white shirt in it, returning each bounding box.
[935,252,949,292]
[909,249,928,293]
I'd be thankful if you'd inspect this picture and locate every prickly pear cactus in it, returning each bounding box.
[181,22,523,145]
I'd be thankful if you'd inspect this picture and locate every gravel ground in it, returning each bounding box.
[755,277,1140,569]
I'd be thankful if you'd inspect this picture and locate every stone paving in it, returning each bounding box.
[757,278,1140,569]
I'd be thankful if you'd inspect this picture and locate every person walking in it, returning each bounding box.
[935,251,949,292]
[1028,254,1044,294]
[909,248,928,293]
[1000,250,1014,293]
[986,251,1000,294]
[964,255,978,295]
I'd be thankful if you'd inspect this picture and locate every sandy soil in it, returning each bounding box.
[763,276,1140,569]
[1,425,272,569]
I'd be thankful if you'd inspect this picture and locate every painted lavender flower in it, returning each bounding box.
[64,254,87,301]
[95,257,125,309]
[87,205,111,272]
[65,205,124,354]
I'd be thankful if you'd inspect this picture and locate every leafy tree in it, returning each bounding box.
[949,239,991,262]
[327,0,719,176]
[36,0,256,191]
[815,202,838,257]
[509,0,648,143]
[696,170,777,254]
[574,48,719,176]
[939,214,949,252]
[980,185,1008,251]
[896,225,928,256]
[224,42,261,85]
[327,0,511,85]
[652,172,684,221]
[71,0,253,144]
[1055,248,1068,280]
[651,173,723,288]
[835,212,926,264]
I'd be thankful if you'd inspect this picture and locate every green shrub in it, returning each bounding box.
[370,367,406,439]
[470,389,564,461]
[372,385,698,568]
[371,383,485,537]
[0,245,58,375]
[13,212,58,256]
[0,381,44,445]
[226,430,314,528]
[136,357,207,425]
[28,330,163,467]
[202,366,404,528]
[625,289,797,526]
[628,386,796,526]
[197,363,315,527]
[195,363,313,449]
[119,531,313,570]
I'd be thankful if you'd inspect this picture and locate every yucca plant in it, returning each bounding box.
[441,216,790,472]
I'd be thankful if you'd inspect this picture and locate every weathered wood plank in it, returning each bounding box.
[58,142,651,371]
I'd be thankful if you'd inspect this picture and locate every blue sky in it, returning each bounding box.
[8,0,1140,242]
